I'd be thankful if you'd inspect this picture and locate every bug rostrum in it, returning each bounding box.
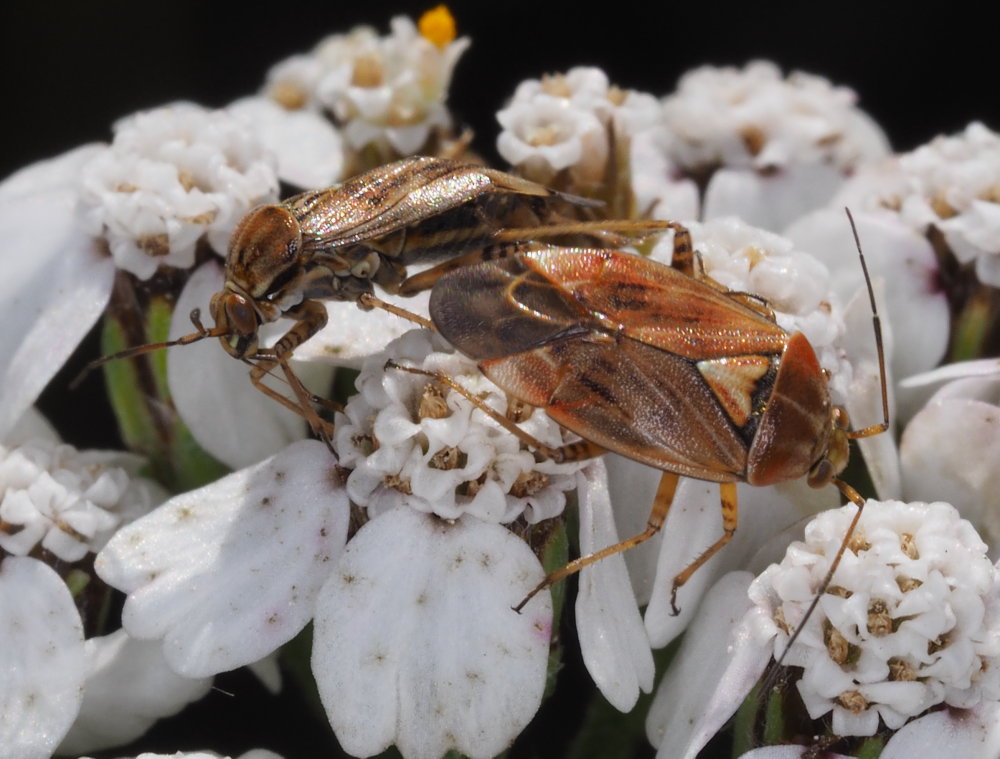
[81,156,671,440]
[394,214,888,614]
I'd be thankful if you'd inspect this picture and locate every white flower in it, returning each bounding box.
[497,66,660,191]
[96,327,659,757]
[307,14,469,154]
[647,501,1000,758]
[496,95,608,184]
[335,330,585,523]
[656,61,889,229]
[79,103,279,280]
[837,122,1000,286]
[58,630,212,755]
[900,360,1000,550]
[661,60,888,173]
[228,96,344,189]
[0,103,292,448]
[0,440,160,560]
[759,501,1000,734]
[0,555,87,759]
[0,437,209,756]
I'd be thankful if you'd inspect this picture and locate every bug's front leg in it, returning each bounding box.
[249,299,336,447]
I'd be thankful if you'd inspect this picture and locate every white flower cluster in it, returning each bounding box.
[497,66,660,189]
[651,218,852,400]
[79,103,279,279]
[752,501,1000,736]
[334,329,589,524]
[842,122,1000,286]
[265,13,469,155]
[0,440,162,561]
[660,60,889,172]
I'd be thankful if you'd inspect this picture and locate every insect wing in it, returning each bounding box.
[285,157,554,250]
[485,335,749,481]
[429,248,791,480]
[521,248,789,361]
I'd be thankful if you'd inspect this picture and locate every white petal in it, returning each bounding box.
[737,748,852,759]
[785,209,948,384]
[0,187,114,439]
[312,507,551,759]
[96,440,348,676]
[167,261,309,469]
[296,289,432,368]
[0,556,86,759]
[644,479,833,648]
[58,629,212,755]
[228,96,344,189]
[647,572,766,759]
[703,164,843,231]
[603,453,665,606]
[3,407,61,446]
[0,145,103,201]
[575,460,654,711]
[879,702,1000,759]
[901,378,1000,546]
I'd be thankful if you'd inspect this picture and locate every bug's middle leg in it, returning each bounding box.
[512,470,682,612]
[667,480,738,614]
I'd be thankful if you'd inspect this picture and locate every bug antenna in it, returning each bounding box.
[69,324,226,390]
[845,207,890,438]
[758,213,888,708]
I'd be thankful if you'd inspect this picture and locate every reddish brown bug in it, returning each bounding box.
[391,214,888,613]
[80,156,671,439]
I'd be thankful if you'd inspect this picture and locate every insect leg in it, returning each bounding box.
[356,293,434,329]
[667,481,739,615]
[666,222,696,276]
[244,357,335,443]
[393,243,531,296]
[248,299,335,447]
[512,470,681,612]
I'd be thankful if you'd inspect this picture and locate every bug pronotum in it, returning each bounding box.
[386,210,888,621]
[80,156,672,443]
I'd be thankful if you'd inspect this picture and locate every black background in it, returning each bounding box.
[2,1,994,757]
[1,0,995,179]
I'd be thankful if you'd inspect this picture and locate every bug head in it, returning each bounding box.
[227,204,304,302]
[208,288,264,359]
[806,405,852,489]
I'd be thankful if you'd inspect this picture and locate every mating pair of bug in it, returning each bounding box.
[93,156,888,618]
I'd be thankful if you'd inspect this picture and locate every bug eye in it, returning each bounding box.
[226,297,258,334]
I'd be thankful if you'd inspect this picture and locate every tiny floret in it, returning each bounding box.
[497,66,659,190]
[278,13,472,154]
[751,501,1000,736]
[79,103,279,280]
[841,122,1000,286]
[334,330,587,524]
[660,60,889,172]
[0,440,161,562]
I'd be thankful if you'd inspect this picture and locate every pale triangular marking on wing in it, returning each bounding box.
[696,356,771,427]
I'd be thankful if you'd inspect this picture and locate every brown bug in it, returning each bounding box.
[82,156,672,439]
[390,213,888,614]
